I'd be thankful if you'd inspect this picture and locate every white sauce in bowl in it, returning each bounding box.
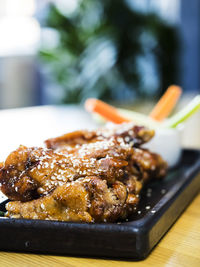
[144,128,182,168]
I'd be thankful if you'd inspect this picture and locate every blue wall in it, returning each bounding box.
[180,0,200,92]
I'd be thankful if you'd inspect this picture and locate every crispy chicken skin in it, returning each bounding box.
[45,124,155,150]
[0,146,76,201]
[6,177,130,222]
[0,123,167,222]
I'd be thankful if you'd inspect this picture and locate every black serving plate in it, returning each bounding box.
[0,149,200,260]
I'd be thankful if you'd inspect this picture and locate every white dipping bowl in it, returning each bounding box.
[144,128,182,168]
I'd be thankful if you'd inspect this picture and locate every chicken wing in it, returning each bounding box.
[6,177,131,223]
[45,123,155,150]
[0,123,167,222]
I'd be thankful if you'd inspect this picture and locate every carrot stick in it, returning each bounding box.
[85,98,131,124]
[149,85,182,121]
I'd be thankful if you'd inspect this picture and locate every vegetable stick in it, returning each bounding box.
[164,95,200,128]
[149,85,182,121]
[118,108,160,128]
[85,98,131,124]
[85,95,200,129]
[92,108,160,128]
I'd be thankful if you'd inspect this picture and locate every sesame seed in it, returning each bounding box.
[38,187,45,194]
[161,189,166,194]
[43,162,49,168]
[125,136,130,142]
[151,210,156,214]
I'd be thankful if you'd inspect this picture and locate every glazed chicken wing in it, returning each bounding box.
[6,177,130,222]
[45,123,155,150]
[0,123,167,222]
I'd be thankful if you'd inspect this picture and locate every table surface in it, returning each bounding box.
[0,105,200,267]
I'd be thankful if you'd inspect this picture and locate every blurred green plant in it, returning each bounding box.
[39,0,179,103]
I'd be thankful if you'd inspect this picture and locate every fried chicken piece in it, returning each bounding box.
[0,124,156,202]
[6,177,133,223]
[130,148,167,181]
[0,141,131,201]
[0,137,167,203]
[2,144,167,222]
[45,123,155,150]
[0,123,167,222]
[0,145,76,201]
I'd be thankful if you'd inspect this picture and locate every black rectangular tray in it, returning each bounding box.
[0,149,200,260]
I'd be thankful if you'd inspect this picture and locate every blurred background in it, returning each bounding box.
[0,0,199,107]
[0,0,199,147]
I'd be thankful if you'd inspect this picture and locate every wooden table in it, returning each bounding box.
[0,105,199,266]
